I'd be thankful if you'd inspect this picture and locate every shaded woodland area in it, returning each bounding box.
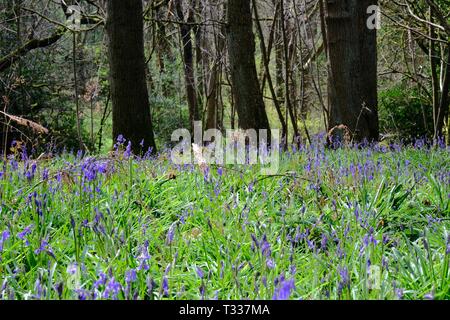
[0,0,449,154]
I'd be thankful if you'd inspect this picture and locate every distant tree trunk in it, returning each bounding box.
[325,0,379,143]
[274,0,288,142]
[193,0,205,111]
[434,46,450,141]
[155,5,174,96]
[253,0,287,143]
[106,0,156,153]
[280,0,300,143]
[275,7,284,109]
[227,0,270,133]
[205,19,226,131]
[174,0,200,134]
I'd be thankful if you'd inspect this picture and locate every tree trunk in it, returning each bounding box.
[325,0,379,143]
[106,0,156,153]
[227,0,270,133]
[280,0,300,143]
[434,46,450,141]
[174,0,200,134]
[253,0,287,143]
[155,5,175,96]
[205,11,226,131]
[194,0,205,111]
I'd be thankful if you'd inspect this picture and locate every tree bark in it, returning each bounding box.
[106,0,157,153]
[155,4,175,96]
[325,0,379,143]
[227,0,270,133]
[253,0,287,142]
[435,46,450,140]
[205,11,226,131]
[174,0,200,134]
[280,0,300,143]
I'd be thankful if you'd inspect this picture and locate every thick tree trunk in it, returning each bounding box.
[106,0,156,153]
[325,0,379,143]
[227,0,270,132]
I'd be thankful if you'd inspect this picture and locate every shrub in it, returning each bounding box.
[379,85,433,142]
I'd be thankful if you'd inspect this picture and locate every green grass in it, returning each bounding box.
[0,142,449,300]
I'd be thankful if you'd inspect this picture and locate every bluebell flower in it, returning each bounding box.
[289,265,297,275]
[321,233,328,250]
[70,216,76,229]
[446,235,450,255]
[96,161,108,174]
[394,288,404,299]
[251,234,259,249]
[273,279,295,300]
[220,261,225,279]
[116,134,125,145]
[42,168,49,180]
[162,277,169,297]
[382,234,390,245]
[199,283,205,298]
[337,266,350,295]
[10,159,18,171]
[34,238,55,258]
[124,141,132,158]
[196,267,204,279]
[262,276,267,288]
[166,223,176,245]
[34,278,44,299]
[94,272,107,288]
[306,239,315,251]
[55,282,63,299]
[424,292,434,300]
[25,162,37,182]
[137,243,151,271]
[214,183,221,197]
[0,230,10,252]
[125,269,137,283]
[103,277,121,299]
[67,263,78,275]
[203,166,210,183]
[261,235,271,257]
[76,289,89,300]
[146,276,155,296]
[17,224,33,246]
